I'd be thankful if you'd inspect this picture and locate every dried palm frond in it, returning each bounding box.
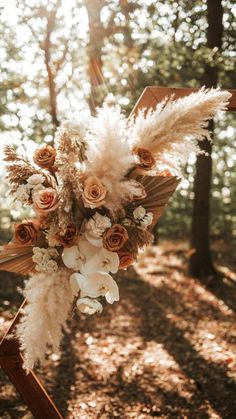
[0,242,35,274]
[128,174,180,224]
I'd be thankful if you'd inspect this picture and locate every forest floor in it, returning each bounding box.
[0,240,236,419]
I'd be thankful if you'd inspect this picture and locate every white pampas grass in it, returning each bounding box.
[16,268,74,370]
[128,88,231,173]
[85,105,136,214]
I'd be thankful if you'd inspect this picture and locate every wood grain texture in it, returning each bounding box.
[149,86,236,111]
[130,86,236,114]
[0,301,63,419]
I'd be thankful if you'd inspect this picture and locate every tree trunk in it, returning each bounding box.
[189,0,223,278]
[84,0,105,113]
[42,2,61,128]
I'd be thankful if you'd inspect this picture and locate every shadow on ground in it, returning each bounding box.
[1,242,236,418]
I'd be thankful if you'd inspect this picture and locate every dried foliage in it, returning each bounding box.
[125,226,153,254]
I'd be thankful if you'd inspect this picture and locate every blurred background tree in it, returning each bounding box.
[0,0,235,277]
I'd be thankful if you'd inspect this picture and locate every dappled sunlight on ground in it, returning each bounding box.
[0,240,236,418]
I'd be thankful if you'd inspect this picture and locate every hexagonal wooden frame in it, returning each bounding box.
[1,87,235,418]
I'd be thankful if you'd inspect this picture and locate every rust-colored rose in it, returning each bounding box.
[33,145,56,169]
[103,224,129,252]
[14,221,40,245]
[33,188,59,214]
[55,225,79,247]
[82,176,107,209]
[133,147,155,169]
[118,251,136,269]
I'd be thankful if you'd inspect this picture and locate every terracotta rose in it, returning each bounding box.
[82,176,107,209]
[133,147,155,169]
[33,188,59,214]
[33,145,56,169]
[103,224,129,252]
[118,250,136,269]
[56,225,79,247]
[14,221,40,245]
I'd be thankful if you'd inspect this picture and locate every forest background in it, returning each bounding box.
[1,1,236,418]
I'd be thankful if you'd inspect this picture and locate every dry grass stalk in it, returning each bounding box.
[125,226,153,254]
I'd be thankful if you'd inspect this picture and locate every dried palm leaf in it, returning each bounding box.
[129,174,180,223]
[0,242,35,274]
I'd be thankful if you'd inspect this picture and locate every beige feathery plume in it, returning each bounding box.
[85,105,136,214]
[128,88,231,172]
[16,268,74,370]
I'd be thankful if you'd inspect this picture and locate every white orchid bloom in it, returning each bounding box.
[76,297,103,315]
[62,245,85,270]
[98,248,119,273]
[84,232,103,247]
[83,247,119,274]
[73,271,119,304]
[79,238,101,259]
[63,238,119,275]
[69,272,81,295]
[78,238,119,274]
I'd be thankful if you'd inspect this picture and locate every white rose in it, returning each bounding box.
[32,247,44,264]
[32,253,43,264]
[93,213,111,231]
[84,213,111,247]
[45,259,58,274]
[27,174,45,187]
[15,184,30,203]
[133,205,146,220]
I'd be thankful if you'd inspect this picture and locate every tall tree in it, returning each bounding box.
[189,0,223,278]
[41,0,61,128]
[84,0,106,112]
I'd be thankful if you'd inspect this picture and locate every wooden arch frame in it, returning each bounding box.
[1,86,236,418]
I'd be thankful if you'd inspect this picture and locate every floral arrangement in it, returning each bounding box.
[0,88,230,370]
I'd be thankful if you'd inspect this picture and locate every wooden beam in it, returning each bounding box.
[131,86,236,114]
[0,300,63,419]
[149,86,236,111]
